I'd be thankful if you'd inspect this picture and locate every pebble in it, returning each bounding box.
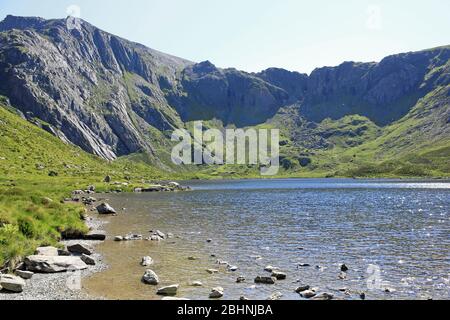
[209,287,224,299]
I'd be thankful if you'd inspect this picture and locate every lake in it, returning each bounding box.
[83,179,450,300]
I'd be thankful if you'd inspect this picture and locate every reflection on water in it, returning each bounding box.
[83,179,450,300]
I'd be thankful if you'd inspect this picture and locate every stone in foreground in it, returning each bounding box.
[142,270,159,285]
[209,287,224,299]
[80,254,96,266]
[96,203,117,214]
[35,246,59,256]
[84,230,106,241]
[157,284,179,296]
[300,290,317,298]
[15,270,34,280]
[25,255,88,273]
[0,274,26,293]
[67,243,93,255]
[254,276,276,284]
[271,271,287,280]
[141,256,154,267]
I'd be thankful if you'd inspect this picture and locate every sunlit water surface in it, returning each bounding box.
[84,179,450,300]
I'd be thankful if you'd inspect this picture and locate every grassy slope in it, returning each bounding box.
[0,102,189,268]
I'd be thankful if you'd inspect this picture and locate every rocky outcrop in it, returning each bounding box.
[24,255,88,273]
[0,15,448,164]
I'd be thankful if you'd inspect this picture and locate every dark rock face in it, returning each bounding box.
[0,15,448,161]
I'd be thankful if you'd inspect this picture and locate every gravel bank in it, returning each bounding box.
[0,215,108,300]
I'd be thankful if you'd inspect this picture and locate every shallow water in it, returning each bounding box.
[83,179,450,300]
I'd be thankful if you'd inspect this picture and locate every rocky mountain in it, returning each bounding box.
[0,15,449,175]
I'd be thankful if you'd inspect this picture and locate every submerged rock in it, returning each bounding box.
[206,269,219,274]
[236,276,246,283]
[313,293,334,300]
[190,281,203,287]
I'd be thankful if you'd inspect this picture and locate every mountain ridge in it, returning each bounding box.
[0,15,449,176]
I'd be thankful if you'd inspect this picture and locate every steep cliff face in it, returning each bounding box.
[0,15,191,160]
[0,15,448,165]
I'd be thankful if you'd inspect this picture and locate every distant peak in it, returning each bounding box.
[0,15,47,32]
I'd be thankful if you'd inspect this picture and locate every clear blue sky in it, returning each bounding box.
[1,0,449,74]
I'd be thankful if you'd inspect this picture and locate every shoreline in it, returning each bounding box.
[0,207,108,300]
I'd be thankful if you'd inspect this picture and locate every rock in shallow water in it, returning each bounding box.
[96,203,117,214]
[67,243,93,255]
[80,254,96,266]
[142,270,159,285]
[271,271,286,280]
[25,255,88,273]
[254,276,276,284]
[157,284,179,296]
[0,274,26,293]
[141,256,154,267]
[300,290,317,298]
[84,230,106,241]
[209,287,224,299]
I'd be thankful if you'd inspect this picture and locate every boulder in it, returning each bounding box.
[96,203,117,214]
[209,287,224,299]
[228,265,238,272]
[300,290,317,298]
[264,265,277,272]
[114,236,123,241]
[295,285,310,293]
[0,274,26,293]
[15,270,33,280]
[271,271,287,280]
[142,270,159,285]
[84,230,106,241]
[141,256,154,267]
[35,246,59,256]
[25,255,88,273]
[157,284,179,296]
[80,254,96,266]
[104,176,111,183]
[341,264,349,272]
[67,243,93,255]
[254,276,276,284]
